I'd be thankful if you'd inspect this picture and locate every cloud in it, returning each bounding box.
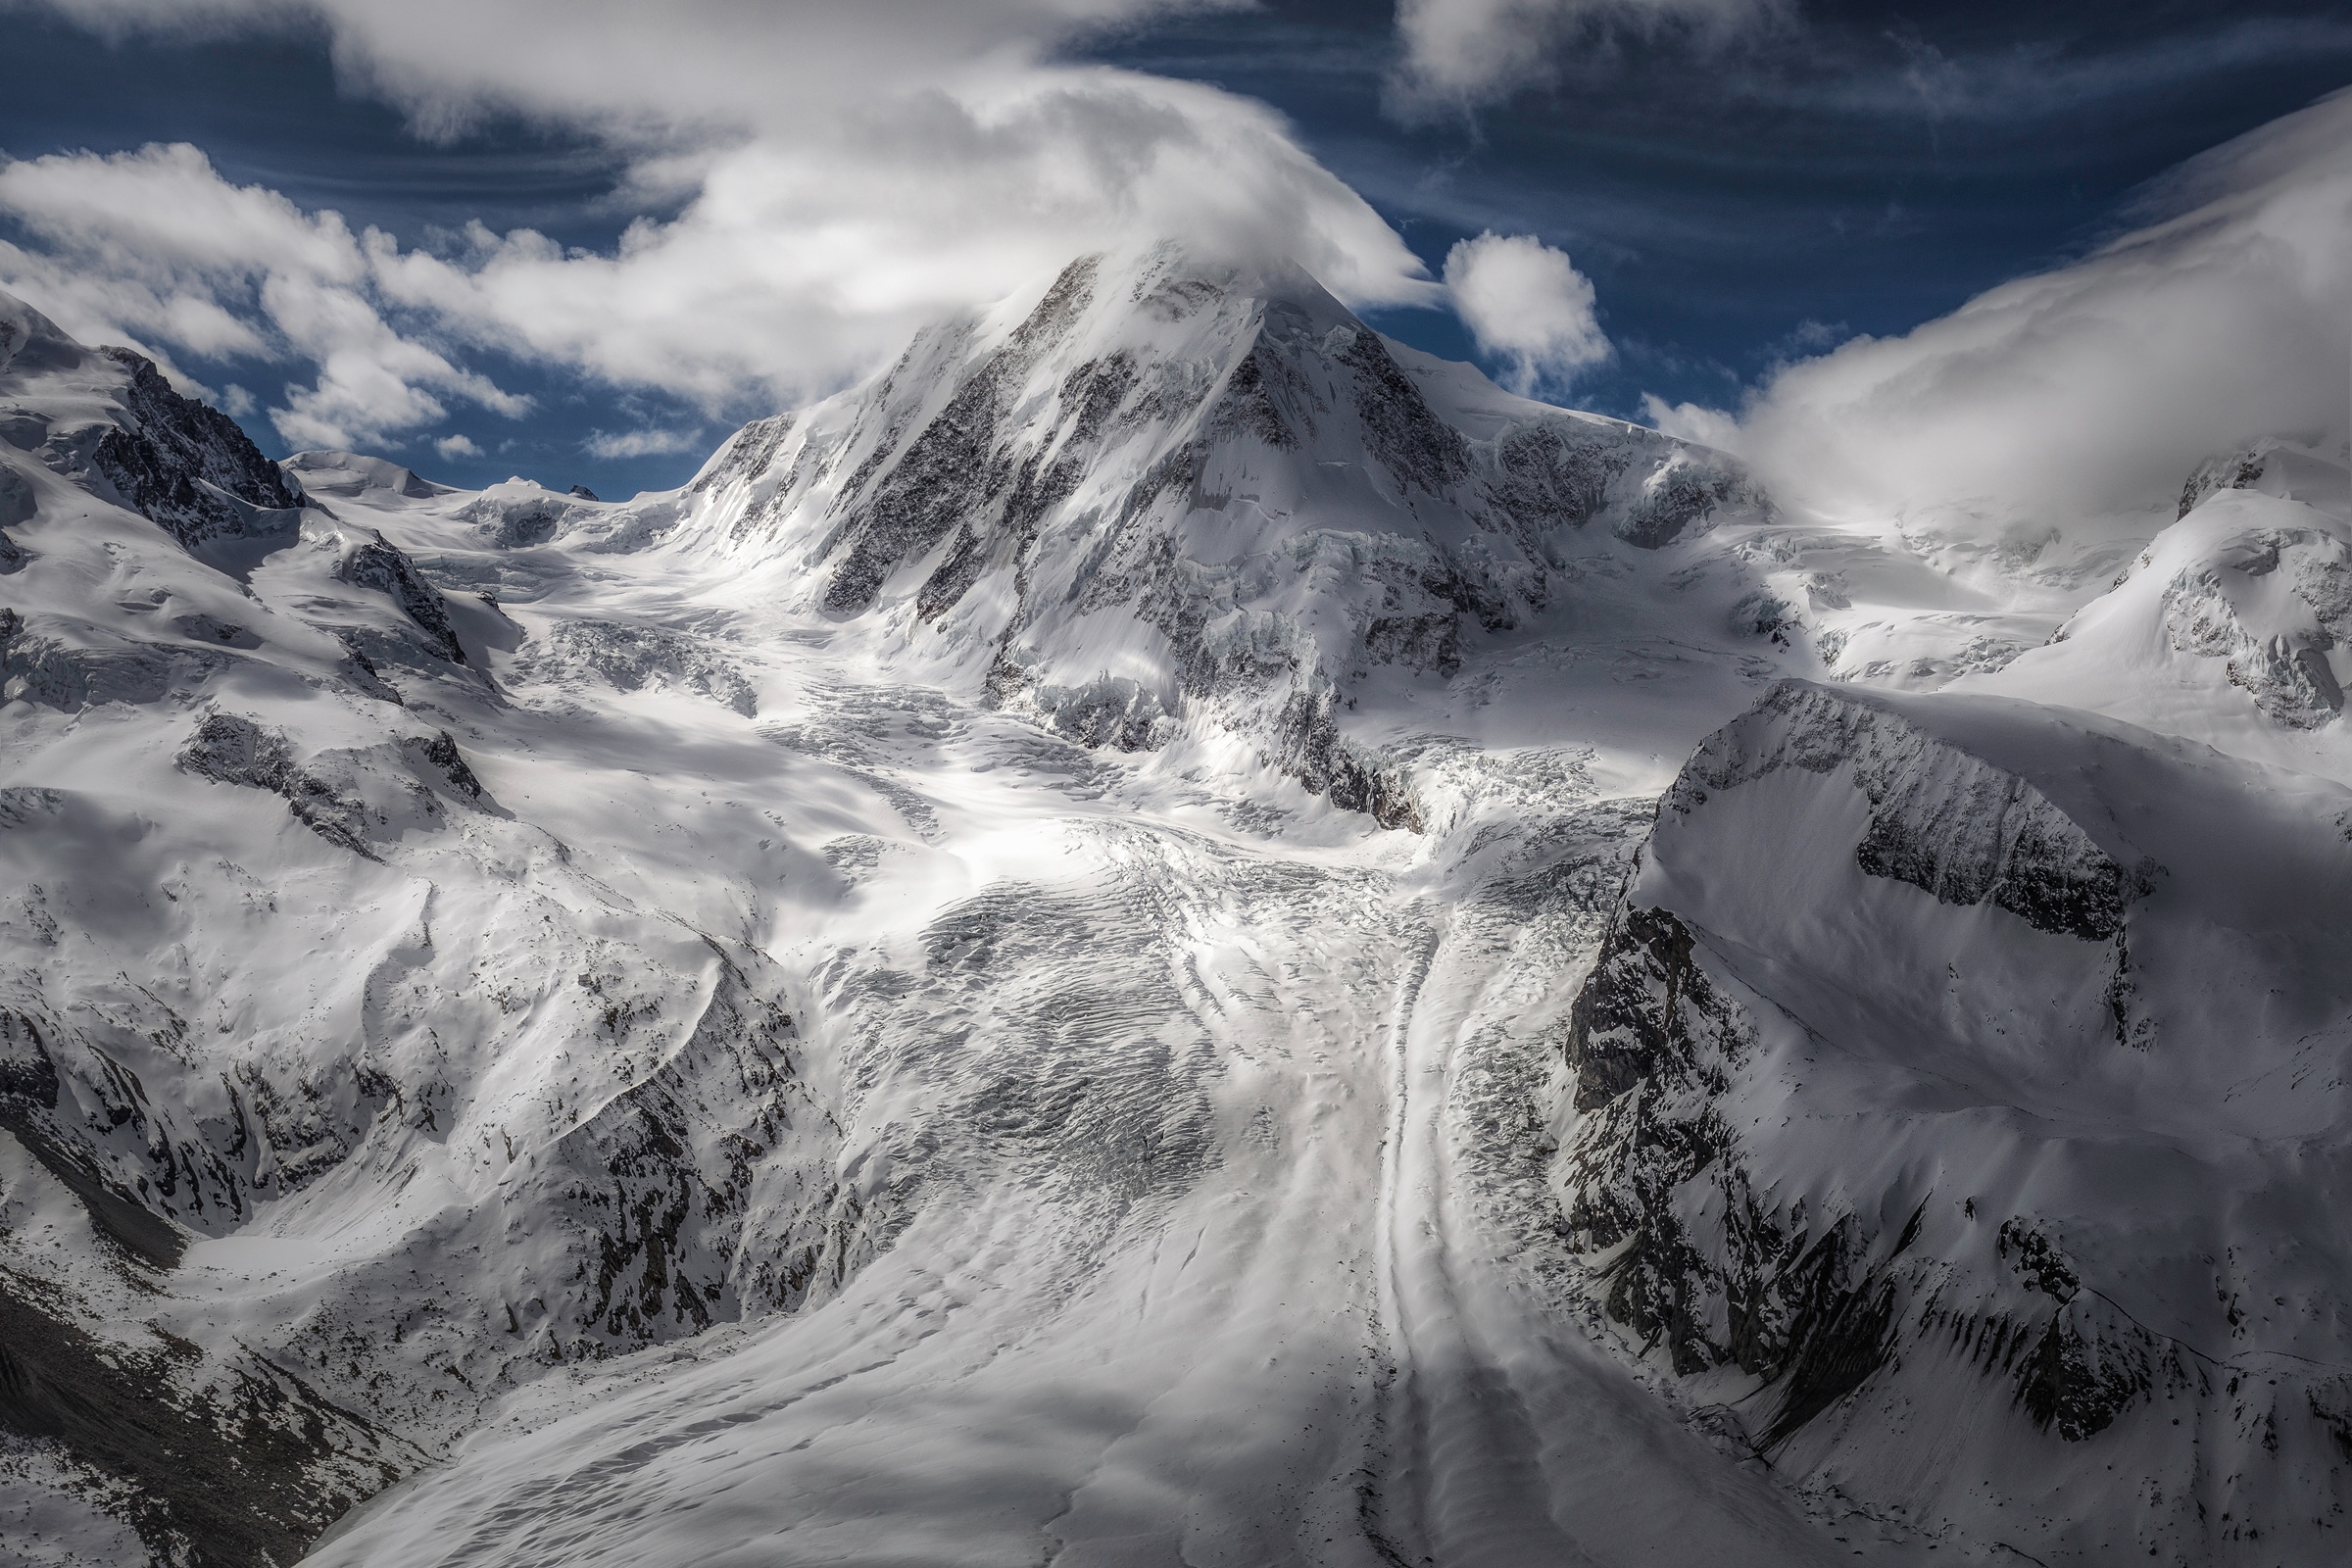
[1726,87,2352,542]
[1390,0,1781,116]
[583,427,702,461]
[1638,394,1740,452]
[7,0,1436,446]
[0,142,530,450]
[1443,231,1609,395]
[435,432,482,459]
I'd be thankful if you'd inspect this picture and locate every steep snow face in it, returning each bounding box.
[0,292,300,556]
[1564,679,2352,1562]
[675,245,1767,822]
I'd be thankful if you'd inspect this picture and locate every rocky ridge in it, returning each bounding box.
[1558,677,2352,1560]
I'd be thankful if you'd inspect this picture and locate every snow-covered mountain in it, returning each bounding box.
[1,247,2348,1568]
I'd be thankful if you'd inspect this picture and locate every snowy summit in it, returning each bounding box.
[3,9,2352,1567]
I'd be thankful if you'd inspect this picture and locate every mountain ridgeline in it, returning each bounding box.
[682,247,1759,827]
[0,249,2349,1568]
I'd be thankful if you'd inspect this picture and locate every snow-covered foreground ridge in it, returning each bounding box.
[1,249,2350,1567]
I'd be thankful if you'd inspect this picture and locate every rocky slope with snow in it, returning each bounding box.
[677,244,1767,824]
[1,250,2348,1567]
[1561,679,2352,1560]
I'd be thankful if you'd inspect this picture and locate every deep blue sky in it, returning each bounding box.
[3,2,2348,496]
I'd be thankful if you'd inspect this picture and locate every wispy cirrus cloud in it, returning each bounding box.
[1387,0,1785,118]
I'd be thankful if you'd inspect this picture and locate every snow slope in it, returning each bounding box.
[1564,680,2352,1562]
[1967,441,2352,777]
[1,248,2346,1568]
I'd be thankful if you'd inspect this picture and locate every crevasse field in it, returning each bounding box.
[3,245,2351,1567]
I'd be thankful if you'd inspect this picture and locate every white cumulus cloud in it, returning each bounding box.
[435,432,482,459]
[1443,231,1610,395]
[6,0,1437,449]
[1637,394,1742,453]
[0,141,529,450]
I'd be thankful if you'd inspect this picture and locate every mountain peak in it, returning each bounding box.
[0,286,86,377]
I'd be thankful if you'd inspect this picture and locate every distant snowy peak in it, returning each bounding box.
[695,243,1752,574]
[680,244,1764,819]
[0,305,483,715]
[284,449,454,504]
[2177,436,2350,519]
[0,290,74,376]
[1978,441,2352,761]
[0,289,298,553]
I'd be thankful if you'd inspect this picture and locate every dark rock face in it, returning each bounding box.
[1553,685,2202,1464]
[1560,903,1740,1375]
[78,348,301,549]
[177,712,380,859]
[0,1009,188,1268]
[567,484,601,501]
[497,506,561,547]
[1675,682,2154,941]
[1563,905,1721,1115]
[1204,342,1306,452]
[1853,802,2143,941]
[1485,420,1631,533]
[0,1282,418,1568]
[695,415,796,501]
[546,951,849,1342]
[914,450,1080,624]
[1272,690,1422,831]
[2180,447,2271,518]
[823,257,1101,614]
[335,537,467,664]
[1559,895,2123,1451]
[1334,328,1467,495]
[416,730,484,799]
[1616,462,1741,549]
[0,464,33,528]
[1559,900,1923,1424]
[2161,529,2352,730]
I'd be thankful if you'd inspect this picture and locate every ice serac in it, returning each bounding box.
[1563,676,2352,1560]
[683,242,1760,826]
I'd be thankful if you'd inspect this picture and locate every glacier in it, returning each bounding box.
[1,245,2348,1567]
